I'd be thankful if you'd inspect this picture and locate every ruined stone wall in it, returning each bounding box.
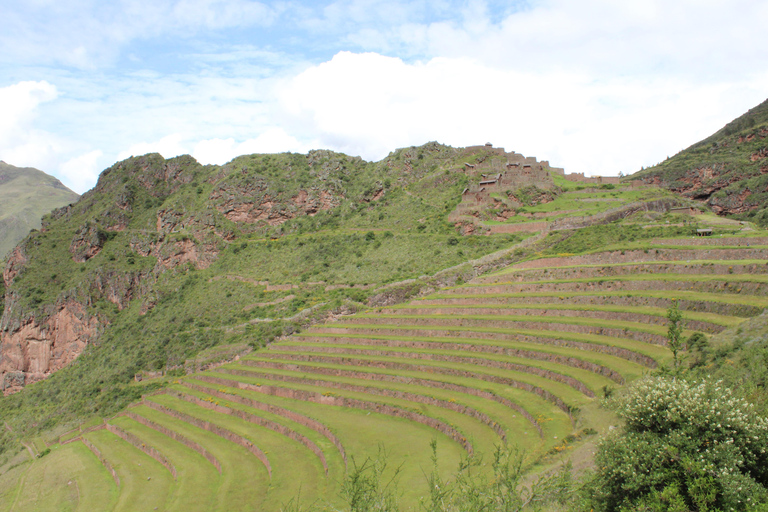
[486,222,548,234]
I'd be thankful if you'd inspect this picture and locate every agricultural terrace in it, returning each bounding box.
[3,234,767,511]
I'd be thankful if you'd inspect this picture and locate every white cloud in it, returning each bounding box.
[60,150,103,193]
[0,81,66,173]
[193,128,314,165]
[116,133,190,162]
[276,52,768,176]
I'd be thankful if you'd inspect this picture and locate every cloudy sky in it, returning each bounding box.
[2,0,767,194]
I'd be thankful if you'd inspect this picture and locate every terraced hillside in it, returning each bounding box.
[3,232,766,511]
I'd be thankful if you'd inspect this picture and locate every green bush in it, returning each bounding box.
[588,377,768,511]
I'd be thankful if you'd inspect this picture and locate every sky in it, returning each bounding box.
[1,0,767,194]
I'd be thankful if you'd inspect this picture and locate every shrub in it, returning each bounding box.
[588,377,768,511]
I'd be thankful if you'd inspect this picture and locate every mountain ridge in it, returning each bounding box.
[0,161,80,259]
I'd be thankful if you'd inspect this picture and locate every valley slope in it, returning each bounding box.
[0,161,79,259]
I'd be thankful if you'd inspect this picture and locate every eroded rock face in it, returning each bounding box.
[70,223,106,263]
[3,245,27,287]
[211,184,341,226]
[0,300,101,395]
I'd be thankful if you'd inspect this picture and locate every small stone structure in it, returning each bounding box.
[562,172,620,185]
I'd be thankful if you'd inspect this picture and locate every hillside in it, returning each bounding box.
[0,162,80,259]
[1,141,766,510]
[630,98,768,223]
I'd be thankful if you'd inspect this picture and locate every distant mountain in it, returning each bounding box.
[630,98,768,223]
[0,161,80,258]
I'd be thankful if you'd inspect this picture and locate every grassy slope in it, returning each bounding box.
[629,98,768,224]
[0,162,79,259]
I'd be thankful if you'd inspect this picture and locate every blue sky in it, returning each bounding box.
[2,0,767,193]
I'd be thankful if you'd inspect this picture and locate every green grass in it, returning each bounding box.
[84,428,174,512]
[3,442,116,512]
[134,400,271,512]
[301,323,669,364]
[162,383,465,510]
[109,415,220,512]
[428,289,768,308]
[389,302,742,328]
[352,312,675,339]
[265,342,618,395]
[233,357,577,439]
[146,393,325,511]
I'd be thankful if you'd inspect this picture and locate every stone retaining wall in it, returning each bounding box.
[452,279,768,298]
[337,316,668,345]
[265,345,599,393]
[395,306,723,334]
[142,399,272,477]
[216,367,508,443]
[106,423,177,480]
[648,237,768,247]
[243,359,555,431]
[81,436,120,488]
[510,248,768,270]
[193,374,475,454]
[417,295,763,318]
[300,327,657,368]
[180,381,347,468]
[246,355,570,422]
[164,390,328,474]
[485,262,768,284]
[123,410,222,474]
[291,334,627,383]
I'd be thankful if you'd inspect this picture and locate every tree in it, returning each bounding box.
[667,301,685,373]
[588,377,768,511]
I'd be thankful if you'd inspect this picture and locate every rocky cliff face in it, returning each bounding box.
[0,297,101,395]
[632,98,768,220]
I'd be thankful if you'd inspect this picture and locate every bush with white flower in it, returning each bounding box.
[588,377,768,511]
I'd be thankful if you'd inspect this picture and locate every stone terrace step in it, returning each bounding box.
[266,342,621,390]
[477,261,768,284]
[387,306,728,333]
[647,237,768,246]
[294,331,663,368]
[442,278,768,297]
[505,248,768,271]
[335,316,669,345]
[417,292,765,317]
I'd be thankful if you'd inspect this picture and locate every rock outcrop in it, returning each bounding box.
[0,298,101,395]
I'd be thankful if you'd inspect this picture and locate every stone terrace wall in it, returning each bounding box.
[143,399,272,477]
[106,423,177,479]
[81,436,120,488]
[216,367,508,442]
[266,344,603,392]
[124,410,221,474]
[180,381,347,468]
[194,374,475,454]
[164,390,328,474]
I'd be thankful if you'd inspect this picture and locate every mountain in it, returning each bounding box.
[0,161,80,259]
[630,98,768,222]
[2,142,765,510]
[1,143,550,399]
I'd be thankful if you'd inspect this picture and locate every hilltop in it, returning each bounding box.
[631,98,768,223]
[0,161,79,259]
